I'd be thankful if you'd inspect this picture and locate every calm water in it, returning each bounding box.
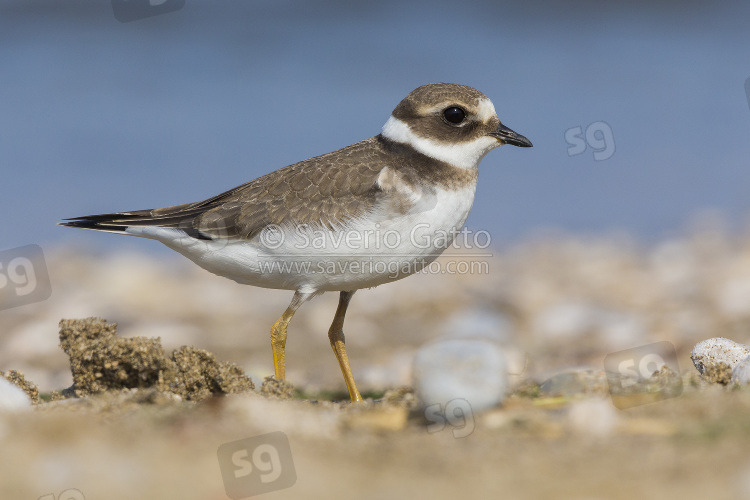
[2,0,750,254]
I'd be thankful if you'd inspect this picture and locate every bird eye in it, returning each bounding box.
[443,106,466,124]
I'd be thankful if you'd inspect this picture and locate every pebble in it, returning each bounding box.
[412,338,508,413]
[690,337,750,374]
[435,308,526,388]
[0,377,32,412]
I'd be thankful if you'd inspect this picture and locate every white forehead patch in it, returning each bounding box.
[381,115,501,170]
[476,97,497,123]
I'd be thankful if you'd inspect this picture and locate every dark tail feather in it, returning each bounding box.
[58,210,213,240]
[58,209,153,232]
[58,218,128,232]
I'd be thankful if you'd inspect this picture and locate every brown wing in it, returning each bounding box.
[60,137,396,240]
[189,137,392,239]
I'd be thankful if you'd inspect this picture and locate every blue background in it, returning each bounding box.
[2,0,750,253]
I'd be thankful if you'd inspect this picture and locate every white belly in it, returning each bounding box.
[128,183,477,293]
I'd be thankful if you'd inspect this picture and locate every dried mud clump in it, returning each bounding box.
[59,317,170,397]
[171,346,255,400]
[0,369,40,404]
[59,318,254,401]
[260,375,296,400]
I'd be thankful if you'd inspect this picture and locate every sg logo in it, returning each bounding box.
[0,245,52,311]
[603,341,683,409]
[424,398,475,438]
[565,121,616,161]
[217,431,296,499]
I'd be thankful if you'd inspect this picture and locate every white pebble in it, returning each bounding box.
[732,355,750,385]
[0,377,32,412]
[412,339,508,413]
[691,337,750,374]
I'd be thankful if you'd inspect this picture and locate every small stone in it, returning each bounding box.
[0,370,40,404]
[436,308,526,390]
[731,355,750,385]
[0,377,32,411]
[412,338,508,413]
[691,337,750,375]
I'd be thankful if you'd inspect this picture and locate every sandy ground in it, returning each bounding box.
[3,382,750,500]
[3,224,750,499]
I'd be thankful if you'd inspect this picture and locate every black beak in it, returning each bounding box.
[488,123,533,148]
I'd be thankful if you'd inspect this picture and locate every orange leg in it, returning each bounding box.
[271,291,313,380]
[328,291,363,402]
